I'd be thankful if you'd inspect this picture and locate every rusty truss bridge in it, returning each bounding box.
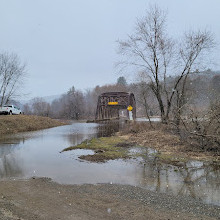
[95,92,136,120]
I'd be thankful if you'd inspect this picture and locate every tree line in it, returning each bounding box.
[22,77,128,119]
[23,72,219,121]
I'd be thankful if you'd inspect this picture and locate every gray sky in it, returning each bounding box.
[1,0,219,99]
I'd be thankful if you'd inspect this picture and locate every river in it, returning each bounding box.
[0,121,219,206]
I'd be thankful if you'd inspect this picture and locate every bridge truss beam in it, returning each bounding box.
[95,92,136,120]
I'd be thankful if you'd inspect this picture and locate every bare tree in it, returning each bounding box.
[180,101,220,151]
[137,81,153,127]
[65,86,84,120]
[53,86,85,119]
[22,103,32,115]
[117,5,214,123]
[0,52,26,105]
[168,30,214,127]
[32,98,51,117]
[118,5,173,122]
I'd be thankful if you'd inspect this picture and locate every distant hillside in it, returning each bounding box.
[20,94,62,106]
[189,70,220,80]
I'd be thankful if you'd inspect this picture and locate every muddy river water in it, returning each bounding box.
[0,121,219,206]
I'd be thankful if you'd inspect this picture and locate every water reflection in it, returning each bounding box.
[96,120,126,137]
[0,143,23,178]
[0,122,219,206]
[138,150,220,205]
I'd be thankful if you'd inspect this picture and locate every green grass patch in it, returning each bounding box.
[156,153,189,166]
[62,136,133,162]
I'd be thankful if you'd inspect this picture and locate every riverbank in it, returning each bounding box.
[0,177,219,220]
[0,115,66,136]
[124,122,220,163]
[62,121,220,164]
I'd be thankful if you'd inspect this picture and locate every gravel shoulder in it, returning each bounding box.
[0,178,219,220]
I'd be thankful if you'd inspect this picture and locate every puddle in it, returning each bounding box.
[0,121,219,206]
[69,149,95,160]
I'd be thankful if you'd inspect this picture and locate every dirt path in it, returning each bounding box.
[0,178,219,220]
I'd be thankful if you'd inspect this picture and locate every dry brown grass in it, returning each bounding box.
[0,115,66,136]
[123,122,220,162]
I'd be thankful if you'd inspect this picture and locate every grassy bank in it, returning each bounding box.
[62,136,135,162]
[125,122,220,163]
[0,115,66,136]
[63,121,220,164]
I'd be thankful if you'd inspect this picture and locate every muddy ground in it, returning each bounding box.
[0,178,219,220]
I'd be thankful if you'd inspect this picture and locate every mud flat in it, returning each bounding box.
[0,177,219,220]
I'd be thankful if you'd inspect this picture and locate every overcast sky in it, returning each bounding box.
[1,0,219,99]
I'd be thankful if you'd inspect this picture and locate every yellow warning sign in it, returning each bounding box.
[108,102,118,105]
[127,105,133,111]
